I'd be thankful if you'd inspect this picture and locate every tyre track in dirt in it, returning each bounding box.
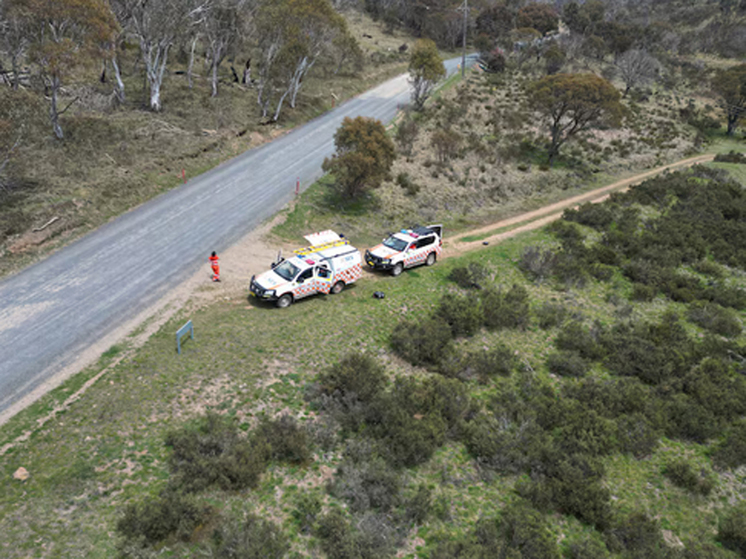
[447,153,716,256]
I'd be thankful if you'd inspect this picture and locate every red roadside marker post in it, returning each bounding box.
[295,177,300,197]
[182,169,186,184]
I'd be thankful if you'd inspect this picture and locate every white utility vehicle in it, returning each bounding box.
[249,231,362,308]
[365,225,443,276]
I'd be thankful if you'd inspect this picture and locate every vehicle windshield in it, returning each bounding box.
[383,236,408,252]
[273,260,300,281]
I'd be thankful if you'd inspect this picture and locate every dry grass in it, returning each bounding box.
[0,11,408,278]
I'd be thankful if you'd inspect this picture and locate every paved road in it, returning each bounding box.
[0,57,475,420]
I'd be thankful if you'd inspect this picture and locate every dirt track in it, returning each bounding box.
[448,153,716,255]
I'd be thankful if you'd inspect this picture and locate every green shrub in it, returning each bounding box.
[391,316,453,366]
[519,245,558,281]
[718,502,746,558]
[713,151,746,163]
[395,117,419,156]
[413,375,473,433]
[680,539,736,559]
[395,172,420,196]
[589,243,620,266]
[431,128,462,163]
[432,502,561,559]
[404,484,432,525]
[701,283,746,310]
[564,203,616,230]
[465,343,516,381]
[555,321,605,361]
[564,377,655,420]
[291,492,322,534]
[316,509,357,559]
[546,351,591,377]
[448,262,489,289]
[165,413,268,492]
[255,415,311,465]
[117,489,210,546]
[466,413,553,474]
[493,502,561,559]
[535,301,571,329]
[212,514,289,559]
[712,419,746,469]
[601,316,692,386]
[663,459,714,496]
[615,413,660,458]
[631,282,657,301]
[352,513,399,559]
[683,358,746,421]
[555,408,617,456]
[520,454,611,529]
[553,254,591,288]
[693,259,725,279]
[568,536,611,559]
[481,284,530,330]
[666,399,722,444]
[436,293,483,337]
[375,402,447,467]
[548,219,585,243]
[315,353,387,431]
[330,451,401,512]
[318,352,386,404]
[316,509,397,559]
[604,512,669,558]
[688,302,742,337]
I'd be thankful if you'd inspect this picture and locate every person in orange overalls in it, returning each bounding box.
[209,251,220,282]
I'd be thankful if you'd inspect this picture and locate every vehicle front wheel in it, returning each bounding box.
[331,281,345,295]
[276,294,293,308]
[391,263,403,277]
[426,252,436,266]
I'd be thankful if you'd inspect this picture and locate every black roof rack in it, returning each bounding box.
[412,225,435,236]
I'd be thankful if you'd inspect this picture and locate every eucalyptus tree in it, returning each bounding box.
[409,39,445,110]
[12,0,118,139]
[127,0,197,111]
[528,73,622,165]
[614,49,660,98]
[198,0,255,97]
[255,0,347,121]
[0,1,30,90]
[712,64,746,136]
[108,0,134,103]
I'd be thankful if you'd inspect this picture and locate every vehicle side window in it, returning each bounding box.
[317,267,331,279]
[416,236,435,249]
[297,269,313,282]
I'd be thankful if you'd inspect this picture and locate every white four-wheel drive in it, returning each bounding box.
[249,231,362,308]
[365,225,443,276]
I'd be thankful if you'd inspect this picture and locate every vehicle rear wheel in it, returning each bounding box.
[392,263,403,277]
[276,294,293,308]
[426,252,436,266]
[331,281,345,295]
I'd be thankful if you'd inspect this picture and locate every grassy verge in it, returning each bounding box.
[2,203,744,556]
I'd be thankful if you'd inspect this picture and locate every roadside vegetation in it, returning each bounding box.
[0,1,411,277]
[2,0,746,557]
[1,163,745,558]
